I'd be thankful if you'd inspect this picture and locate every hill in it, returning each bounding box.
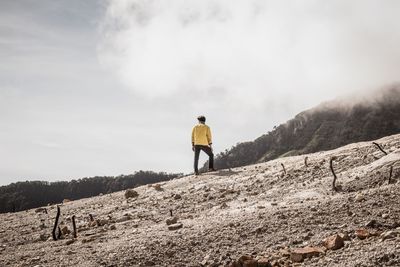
[0,134,399,266]
[210,86,400,170]
[0,171,181,214]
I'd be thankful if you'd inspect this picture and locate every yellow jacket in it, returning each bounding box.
[192,123,212,146]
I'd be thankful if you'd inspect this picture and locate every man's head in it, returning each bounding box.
[197,115,206,123]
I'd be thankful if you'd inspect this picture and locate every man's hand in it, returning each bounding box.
[209,144,213,152]
[192,146,195,152]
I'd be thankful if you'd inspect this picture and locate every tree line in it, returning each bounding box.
[0,171,181,213]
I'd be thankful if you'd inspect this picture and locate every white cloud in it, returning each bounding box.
[98,0,400,103]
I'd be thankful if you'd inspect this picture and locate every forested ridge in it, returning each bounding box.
[0,171,180,213]
[209,86,400,170]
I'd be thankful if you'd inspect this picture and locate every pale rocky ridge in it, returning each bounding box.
[1,134,400,266]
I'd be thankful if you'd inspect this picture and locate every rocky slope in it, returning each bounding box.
[212,86,400,170]
[1,134,400,267]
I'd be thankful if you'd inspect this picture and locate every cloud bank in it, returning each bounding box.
[99,0,400,104]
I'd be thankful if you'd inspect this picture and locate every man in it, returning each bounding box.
[191,115,215,175]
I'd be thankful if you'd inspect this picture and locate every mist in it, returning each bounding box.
[99,0,400,105]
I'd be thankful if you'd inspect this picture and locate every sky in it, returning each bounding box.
[1,0,400,186]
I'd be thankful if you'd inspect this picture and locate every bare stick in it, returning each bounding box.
[372,142,388,155]
[72,215,77,238]
[52,206,61,241]
[304,156,308,167]
[330,157,338,192]
[389,166,393,184]
[281,163,286,175]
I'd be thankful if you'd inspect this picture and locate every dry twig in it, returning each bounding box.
[330,157,338,192]
[372,142,388,155]
[52,206,61,241]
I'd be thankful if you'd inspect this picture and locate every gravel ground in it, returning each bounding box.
[1,134,399,267]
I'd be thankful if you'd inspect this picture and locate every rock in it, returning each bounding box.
[355,229,370,240]
[125,189,139,199]
[174,194,182,200]
[96,219,109,227]
[35,207,47,213]
[65,239,75,245]
[290,246,325,263]
[323,234,344,250]
[242,259,258,267]
[257,258,272,267]
[339,232,350,241]
[382,213,389,219]
[355,193,364,202]
[110,224,116,230]
[116,215,131,223]
[61,226,70,235]
[63,199,71,203]
[168,223,183,231]
[365,220,377,228]
[39,233,49,241]
[153,184,163,191]
[166,217,178,226]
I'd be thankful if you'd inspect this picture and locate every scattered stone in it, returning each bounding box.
[96,219,109,227]
[166,217,178,226]
[290,246,325,263]
[34,207,47,213]
[174,194,182,200]
[355,193,364,202]
[39,233,49,241]
[365,220,378,228]
[110,224,116,230]
[153,184,163,191]
[382,213,389,219]
[168,223,183,231]
[242,259,258,267]
[323,234,344,250]
[339,232,350,241]
[257,258,272,267]
[65,239,75,245]
[116,215,131,223]
[124,189,139,199]
[61,226,70,235]
[355,229,370,240]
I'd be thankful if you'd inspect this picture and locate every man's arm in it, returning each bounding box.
[191,127,195,151]
[207,126,212,146]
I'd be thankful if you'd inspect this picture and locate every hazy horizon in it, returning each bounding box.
[1,0,400,186]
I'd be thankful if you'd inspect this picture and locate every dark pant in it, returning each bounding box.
[194,145,214,174]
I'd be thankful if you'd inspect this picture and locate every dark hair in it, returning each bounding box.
[197,115,206,122]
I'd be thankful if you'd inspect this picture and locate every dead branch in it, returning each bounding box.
[281,163,286,175]
[330,157,338,192]
[304,156,308,167]
[389,166,393,184]
[52,205,61,241]
[372,142,388,155]
[72,215,77,238]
